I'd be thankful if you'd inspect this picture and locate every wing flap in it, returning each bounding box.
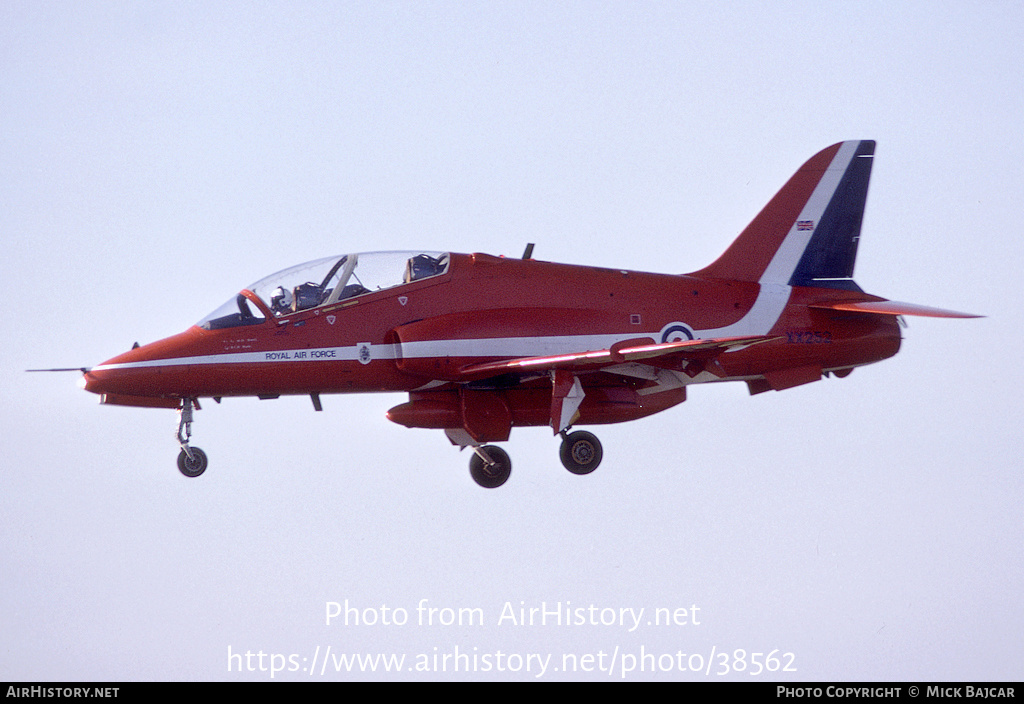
[457,335,774,381]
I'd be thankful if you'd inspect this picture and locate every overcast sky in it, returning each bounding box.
[2,1,1021,681]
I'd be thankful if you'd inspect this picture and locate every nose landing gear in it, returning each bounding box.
[177,446,209,478]
[176,398,208,478]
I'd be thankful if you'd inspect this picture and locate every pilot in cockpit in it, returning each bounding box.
[270,286,294,315]
[405,253,447,283]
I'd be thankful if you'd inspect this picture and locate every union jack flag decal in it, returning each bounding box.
[796,220,815,231]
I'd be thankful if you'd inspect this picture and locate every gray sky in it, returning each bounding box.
[2,1,1021,681]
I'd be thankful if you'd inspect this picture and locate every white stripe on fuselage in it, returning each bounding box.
[90,295,787,375]
[91,346,379,371]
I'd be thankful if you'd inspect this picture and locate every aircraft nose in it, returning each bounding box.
[81,346,184,409]
[80,327,206,407]
[81,367,110,395]
[81,352,134,397]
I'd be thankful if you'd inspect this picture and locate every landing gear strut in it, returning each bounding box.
[469,445,512,488]
[176,398,208,478]
[559,430,603,475]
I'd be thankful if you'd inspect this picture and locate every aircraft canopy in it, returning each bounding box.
[199,251,449,330]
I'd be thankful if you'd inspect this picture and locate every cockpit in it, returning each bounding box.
[199,251,449,330]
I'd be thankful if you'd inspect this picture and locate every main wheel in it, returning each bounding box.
[469,446,512,488]
[559,431,603,475]
[177,447,208,478]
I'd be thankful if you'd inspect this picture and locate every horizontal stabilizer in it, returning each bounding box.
[810,300,982,318]
[457,335,774,381]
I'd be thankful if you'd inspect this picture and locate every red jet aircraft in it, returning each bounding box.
[48,140,980,487]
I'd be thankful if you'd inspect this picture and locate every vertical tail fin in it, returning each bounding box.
[693,140,875,291]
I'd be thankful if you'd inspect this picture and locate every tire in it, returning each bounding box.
[469,446,512,488]
[559,431,602,475]
[177,447,208,478]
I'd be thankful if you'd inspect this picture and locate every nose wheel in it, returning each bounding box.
[177,447,208,477]
[176,398,208,478]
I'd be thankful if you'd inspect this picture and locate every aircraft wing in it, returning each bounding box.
[456,335,774,381]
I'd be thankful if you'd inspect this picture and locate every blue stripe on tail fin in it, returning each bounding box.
[787,140,875,291]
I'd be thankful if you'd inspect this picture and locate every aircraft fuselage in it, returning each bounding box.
[84,251,900,419]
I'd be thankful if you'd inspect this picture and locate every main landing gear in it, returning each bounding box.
[466,430,604,488]
[469,446,512,488]
[559,430,603,475]
[176,398,208,478]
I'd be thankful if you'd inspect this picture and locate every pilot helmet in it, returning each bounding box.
[270,286,293,313]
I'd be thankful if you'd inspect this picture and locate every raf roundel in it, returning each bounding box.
[660,323,695,344]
